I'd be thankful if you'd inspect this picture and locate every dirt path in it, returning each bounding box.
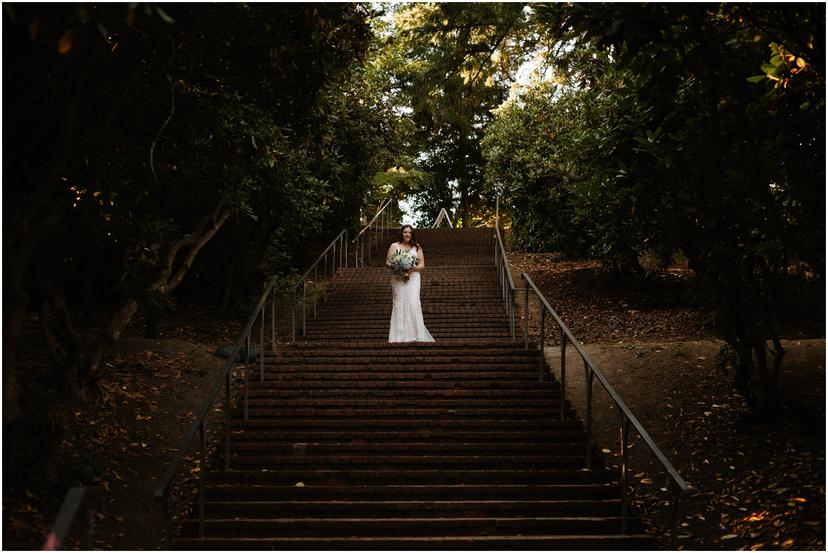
[543,338,826,550]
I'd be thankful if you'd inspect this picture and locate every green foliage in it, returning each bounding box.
[4,3,398,389]
[484,2,824,414]
[375,2,533,226]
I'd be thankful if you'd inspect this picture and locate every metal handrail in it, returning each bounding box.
[353,198,395,267]
[492,196,517,341]
[494,226,517,341]
[43,486,102,550]
[432,207,454,228]
[288,229,349,341]
[155,198,394,543]
[521,272,689,547]
[154,274,278,542]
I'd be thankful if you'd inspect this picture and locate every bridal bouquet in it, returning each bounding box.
[390,249,417,280]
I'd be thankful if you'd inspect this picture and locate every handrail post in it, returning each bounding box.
[271,290,276,352]
[244,333,250,421]
[224,369,231,470]
[496,195,500,228]
[302,281,307,336]
[259,306,265,382]
[560,329,567,421]
[291,289,296,343]
[620,415,631,534]
[523,285,529,350]
[198,418,206,538]
[509,290,515,341]
[585,360,594,470]
[538,305,546,382]
[313,267,318,319]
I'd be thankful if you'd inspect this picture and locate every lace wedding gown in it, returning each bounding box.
[389,250,435,343]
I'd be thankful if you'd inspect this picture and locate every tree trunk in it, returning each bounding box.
[3,293,25,423]
[219,263,236,312]
[80,298,139,395]
[144,310,159,339]
[3,236,39,423]
[460,184,470,228]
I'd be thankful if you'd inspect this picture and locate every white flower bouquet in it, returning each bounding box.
[390,249,417,280]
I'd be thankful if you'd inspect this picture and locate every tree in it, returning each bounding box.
[485,2,825,417]
[3,3,385,419]
[376,2,532,227]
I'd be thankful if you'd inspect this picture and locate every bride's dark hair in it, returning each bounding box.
[398,224,420,250]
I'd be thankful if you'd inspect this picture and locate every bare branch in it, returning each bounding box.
[165,209,233,293]
[150,73,176,188]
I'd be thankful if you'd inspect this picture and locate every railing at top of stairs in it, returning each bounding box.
[491,195,689,547]
[432,207,454,228]
[492,196,517,341]
[154,197,394,544]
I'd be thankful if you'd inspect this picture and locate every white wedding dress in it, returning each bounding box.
[389,249,435,343]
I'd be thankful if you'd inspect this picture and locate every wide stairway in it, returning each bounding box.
[175,228,654,549]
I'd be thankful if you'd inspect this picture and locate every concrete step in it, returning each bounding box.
[174,533,653,550]
[228,418,582,431]
[243,388,561,399]
[195,500,621,518]
[203,483,622,501]
[227,442,587,455]
[180,514,642,537]
[204,468,617,486]
[222,454,602,470]
[225,430,581,442]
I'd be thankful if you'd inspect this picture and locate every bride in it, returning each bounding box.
[386,224,435,343]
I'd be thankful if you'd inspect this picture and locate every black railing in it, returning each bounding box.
[42,486,102,550]
[521,272,689,547]
[432,207,454,228]
[154,198,394,543]
[492,196,517,342]
[353,198,394,267]
[289,229,350,342]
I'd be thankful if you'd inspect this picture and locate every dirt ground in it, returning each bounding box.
[3,317,243,550]
[544,339,825,550]
[3,251,825,550]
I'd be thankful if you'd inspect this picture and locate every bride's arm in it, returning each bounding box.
[386,243,396,268]
[413,247,425,272]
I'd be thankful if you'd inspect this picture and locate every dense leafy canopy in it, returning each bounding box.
[482,3,824,415]
[375,3,534,227]
[3,3,396,418]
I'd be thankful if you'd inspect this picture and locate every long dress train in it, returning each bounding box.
[389,271,434,343]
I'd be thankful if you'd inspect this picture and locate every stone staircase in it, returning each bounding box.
[174,228,654,549]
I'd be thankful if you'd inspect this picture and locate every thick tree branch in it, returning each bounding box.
[165,208,233,293]
[467,11,523,85]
